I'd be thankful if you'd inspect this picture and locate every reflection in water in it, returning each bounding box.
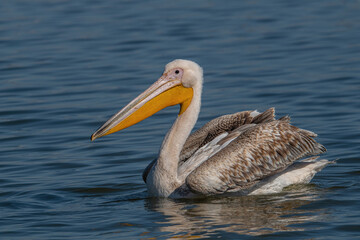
[145,185,326,238]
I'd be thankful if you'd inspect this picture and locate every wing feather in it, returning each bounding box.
[180,108,275,162]
[185,119,326,195]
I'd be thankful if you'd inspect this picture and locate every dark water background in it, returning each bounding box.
[1,0,360,239]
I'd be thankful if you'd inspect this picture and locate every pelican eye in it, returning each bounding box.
[175,70,180,74]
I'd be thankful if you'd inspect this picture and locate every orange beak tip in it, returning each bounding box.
[90,134,96,141]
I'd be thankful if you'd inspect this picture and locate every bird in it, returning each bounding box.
[91,59,332,198]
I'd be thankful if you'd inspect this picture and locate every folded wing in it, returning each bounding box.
[185,117,326,195]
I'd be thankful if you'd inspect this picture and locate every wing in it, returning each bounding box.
[180,108,276,162]
[185,119,326,195]
[143,108,276,183]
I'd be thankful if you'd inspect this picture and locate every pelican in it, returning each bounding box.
[91,59,332,198]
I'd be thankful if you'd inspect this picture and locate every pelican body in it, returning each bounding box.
[91,60,331,198]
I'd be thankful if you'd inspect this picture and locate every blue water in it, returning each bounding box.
[1,0,360,239]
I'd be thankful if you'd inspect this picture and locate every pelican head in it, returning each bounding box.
[91,59,203,141]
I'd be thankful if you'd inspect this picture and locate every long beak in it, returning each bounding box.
[91,75,193,141]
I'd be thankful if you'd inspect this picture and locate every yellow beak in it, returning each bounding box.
[91,75,193,141]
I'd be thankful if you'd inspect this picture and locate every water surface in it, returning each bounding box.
[1,0,360,239]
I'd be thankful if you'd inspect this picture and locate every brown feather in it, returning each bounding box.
[185,118,326,195]
[180,108,275,162]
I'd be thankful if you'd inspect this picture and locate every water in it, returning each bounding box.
[1,0,359,239]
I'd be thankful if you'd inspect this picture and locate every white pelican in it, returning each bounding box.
[91,59,332,198]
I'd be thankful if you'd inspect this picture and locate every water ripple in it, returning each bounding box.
[1,0,359,239]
